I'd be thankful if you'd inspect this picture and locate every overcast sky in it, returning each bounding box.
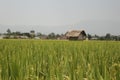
[0,0,120,35]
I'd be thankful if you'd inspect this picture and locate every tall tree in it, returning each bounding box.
[6,28,11,38]
[30,30,35,38]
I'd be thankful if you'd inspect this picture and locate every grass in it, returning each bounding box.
[0,39,120,80]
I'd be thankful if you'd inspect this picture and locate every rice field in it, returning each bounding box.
[0,39,120,80]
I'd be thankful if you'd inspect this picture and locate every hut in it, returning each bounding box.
[65,30,86,40]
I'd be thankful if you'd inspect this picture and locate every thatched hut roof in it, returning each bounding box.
[65,30,86,37]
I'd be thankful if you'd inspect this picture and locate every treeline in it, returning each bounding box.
[0,29,64,39]
[88,33,120,41]
[0,29,120,41]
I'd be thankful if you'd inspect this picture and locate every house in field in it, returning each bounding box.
[65,30,87,40]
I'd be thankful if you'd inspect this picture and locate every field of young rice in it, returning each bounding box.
[0,40,120,80]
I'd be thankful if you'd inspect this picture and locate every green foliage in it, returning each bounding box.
[0,40,120,80]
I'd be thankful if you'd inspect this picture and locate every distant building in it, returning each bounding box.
[0,36,3,39]
[20,36,29,39]
[0,35,6,39]
[65,30,86,40]
[34,37,40,39]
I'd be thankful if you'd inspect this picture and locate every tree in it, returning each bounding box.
[105,33,111,40]
[48,32,56,39]
[30,30,35,38]
[15,31,21,35]
[95,34,99,38]
[87,34,92,40]
[37,32,42,37]
[22,33,31,38]
[6,28,11,38]
[56,34,61,38]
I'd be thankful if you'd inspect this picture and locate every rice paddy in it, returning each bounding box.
[0,40,120,80]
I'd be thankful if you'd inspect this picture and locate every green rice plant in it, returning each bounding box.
[0,40,120,80]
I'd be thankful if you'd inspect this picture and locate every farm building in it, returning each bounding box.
[65,30,87,40]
